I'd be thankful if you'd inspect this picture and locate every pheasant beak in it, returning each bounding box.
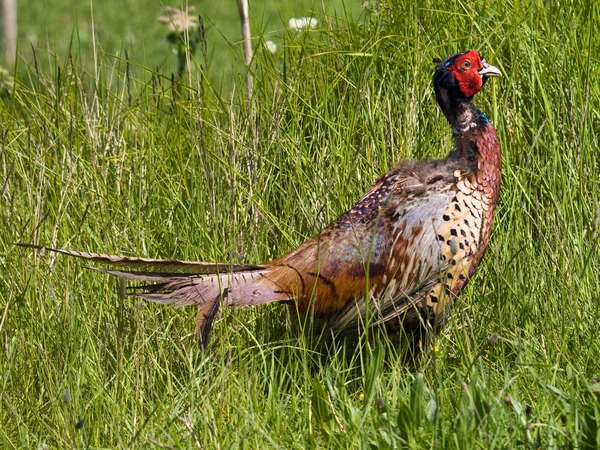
[479,60,501,79]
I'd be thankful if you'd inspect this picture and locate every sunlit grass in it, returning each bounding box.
[1,0,600,448]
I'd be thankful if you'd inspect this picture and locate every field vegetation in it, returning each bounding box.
[1,0,600,448]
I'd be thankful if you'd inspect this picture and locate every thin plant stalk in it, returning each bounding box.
[237,0,253,106]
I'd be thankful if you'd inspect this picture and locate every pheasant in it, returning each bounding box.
[20,50,502,348]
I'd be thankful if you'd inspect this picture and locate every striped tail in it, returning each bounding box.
[100,266,295,349]
[16,244,295,348]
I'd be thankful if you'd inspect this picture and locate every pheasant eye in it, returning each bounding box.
[461,60,471,70]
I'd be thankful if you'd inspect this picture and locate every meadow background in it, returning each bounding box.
[1,0,600,448]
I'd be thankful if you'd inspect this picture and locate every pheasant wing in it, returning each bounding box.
[314,165,480,333]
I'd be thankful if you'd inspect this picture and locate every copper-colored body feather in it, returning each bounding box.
[19,50,502,348]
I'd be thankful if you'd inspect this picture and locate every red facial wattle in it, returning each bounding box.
[449,50,485,98]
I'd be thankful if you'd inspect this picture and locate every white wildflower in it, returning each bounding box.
[288,17,317,30]
[265,40,277,54]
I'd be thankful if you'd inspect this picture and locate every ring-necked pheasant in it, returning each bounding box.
[20,50,502,348]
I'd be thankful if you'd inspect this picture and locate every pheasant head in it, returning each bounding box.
[433,50,501,130]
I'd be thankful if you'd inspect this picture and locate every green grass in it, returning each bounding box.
[2,0,600,448]
[17,0,362,91]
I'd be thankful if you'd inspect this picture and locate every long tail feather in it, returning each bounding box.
[17,243,297,348]
[127,270,294,307]
[15,243,264,274]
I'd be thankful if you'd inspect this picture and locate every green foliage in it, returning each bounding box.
[1,0,600,448]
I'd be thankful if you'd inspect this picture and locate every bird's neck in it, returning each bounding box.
[448,102,501,163]
[439,98,482,134]
[435,84,499,162]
